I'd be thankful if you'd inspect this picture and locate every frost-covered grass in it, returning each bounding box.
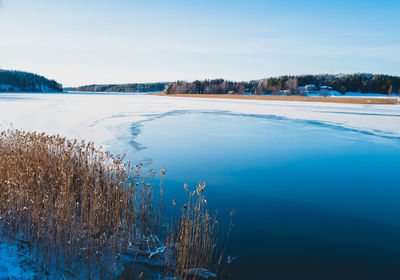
[0,128,227,279]
[165,183,232,280]
[0,129,160,278]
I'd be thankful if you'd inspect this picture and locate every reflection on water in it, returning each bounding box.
[110,112,400,280]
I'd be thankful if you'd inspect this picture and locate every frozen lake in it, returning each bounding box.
[1,92,400,279]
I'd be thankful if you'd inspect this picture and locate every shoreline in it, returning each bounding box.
[151,93,400,105]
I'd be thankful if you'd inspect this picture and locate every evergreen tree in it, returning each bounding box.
[0,69,63,92]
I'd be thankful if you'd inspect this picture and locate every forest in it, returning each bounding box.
[3,71,399,96]
[0,69,63,92]
[76,82,168,93]
[165,74,400,95]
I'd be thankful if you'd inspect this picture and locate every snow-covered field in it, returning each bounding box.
[0,92,399,147]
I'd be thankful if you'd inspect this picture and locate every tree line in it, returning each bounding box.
[76,82,168,93]
[165,74,400,95]
[0,69,63,92]
[2,70,399,95]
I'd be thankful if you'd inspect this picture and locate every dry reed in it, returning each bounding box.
[0,129,231,279]
[0,129,161,278]
[164,183,232,280]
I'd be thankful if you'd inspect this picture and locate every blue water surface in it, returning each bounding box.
[110,111,400,280]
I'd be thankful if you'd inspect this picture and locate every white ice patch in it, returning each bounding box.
[0,93,399,148]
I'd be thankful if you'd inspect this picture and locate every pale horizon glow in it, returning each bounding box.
[0,0,399,87]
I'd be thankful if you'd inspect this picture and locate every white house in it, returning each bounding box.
[305,84,316,92]
[320,86,333,96]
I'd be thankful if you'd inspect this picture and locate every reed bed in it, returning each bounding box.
[164,183,229,280]
[0,129,161,278]
[0,128,230,279]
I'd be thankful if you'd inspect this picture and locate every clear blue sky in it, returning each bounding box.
[0,0,399,86]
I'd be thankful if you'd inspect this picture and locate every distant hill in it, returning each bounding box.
[0,69,63,92]
[76,82,168,93]
[166,74,400,95]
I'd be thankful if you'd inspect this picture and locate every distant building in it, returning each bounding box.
[320,86,333,96]
[297,86,307,95]
[305,84,316,92]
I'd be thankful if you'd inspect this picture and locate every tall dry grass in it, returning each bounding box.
[164,183,233,280]
[0,128,231,279]
[0,129,161,278]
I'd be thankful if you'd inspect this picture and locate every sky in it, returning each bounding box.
[0,0,399,87]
